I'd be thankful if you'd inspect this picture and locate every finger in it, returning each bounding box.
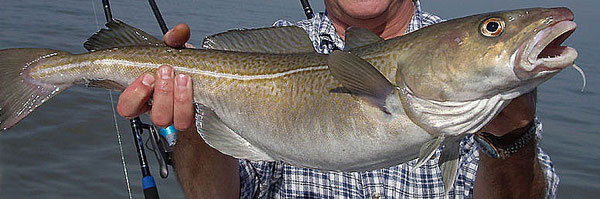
[163,23,191,48]
[151,65,175,127]
[173,74,194,130]
[117,73,154,118]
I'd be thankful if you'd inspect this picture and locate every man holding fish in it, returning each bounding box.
[117,0,558,198]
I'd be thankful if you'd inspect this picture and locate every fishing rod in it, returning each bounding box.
[147,0,169,34]
[300,0,315,19]
[97,1,313,198]
[100,0,174,199]
[100,2,159,198]
[129,118,160,199]
[143,0,175,185]
[101,0,112,22]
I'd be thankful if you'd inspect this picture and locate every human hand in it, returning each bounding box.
[481,90,536,138]
[475,91,544,198]
[117,23,194,130]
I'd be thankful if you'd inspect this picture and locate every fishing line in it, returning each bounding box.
[109,90,133,199]
[91,0,100,30]
[91,0,133,198]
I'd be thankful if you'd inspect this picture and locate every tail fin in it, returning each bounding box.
[0,48,71,131]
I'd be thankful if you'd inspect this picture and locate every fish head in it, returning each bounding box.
[397,7,577,102]
[395,7,577,136]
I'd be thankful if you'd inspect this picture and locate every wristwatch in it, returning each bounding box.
[474,122,537,159]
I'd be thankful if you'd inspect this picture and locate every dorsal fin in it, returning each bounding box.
[327,51,395,113]
[83,19,165,52]
[344,27,383,50]
[202,26,315,53]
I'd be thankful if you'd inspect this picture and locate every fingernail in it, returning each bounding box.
[176,74,189,90]
[160,66,173,79]
[142,74,155,86]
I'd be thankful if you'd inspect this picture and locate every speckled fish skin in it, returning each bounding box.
[0,7,577,171]
[22,46,431,170]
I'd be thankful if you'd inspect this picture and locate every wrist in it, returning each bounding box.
[475,120,536,159]
[496,119,535,145]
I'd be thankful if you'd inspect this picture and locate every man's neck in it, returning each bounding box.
[328,0,415,40]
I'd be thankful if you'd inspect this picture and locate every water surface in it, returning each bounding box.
[0,0,597,198]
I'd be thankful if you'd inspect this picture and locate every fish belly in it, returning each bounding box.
[188,59,432,171]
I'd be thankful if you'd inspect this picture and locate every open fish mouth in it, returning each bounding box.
[515,14,578,79]
[530,21,577,69]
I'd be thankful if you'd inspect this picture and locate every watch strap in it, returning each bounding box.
[474,123,537,159]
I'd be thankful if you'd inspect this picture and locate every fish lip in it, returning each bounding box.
[515,16,578,79]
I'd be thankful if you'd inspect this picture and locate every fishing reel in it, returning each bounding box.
[130,118,174,179]
[128,118,174,199]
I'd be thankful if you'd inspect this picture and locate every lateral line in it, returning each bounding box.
[32,59,329,80]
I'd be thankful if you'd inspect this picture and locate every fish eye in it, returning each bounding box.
[480,17,505,37]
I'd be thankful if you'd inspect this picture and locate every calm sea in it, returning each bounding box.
[0,0,598,198]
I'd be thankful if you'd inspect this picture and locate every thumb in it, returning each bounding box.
[163,23,191,48]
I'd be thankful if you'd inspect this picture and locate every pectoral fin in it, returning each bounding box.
[414,135,461,194]
[327,51,396,113]
[439,136,462,194]
[414,135,444,169]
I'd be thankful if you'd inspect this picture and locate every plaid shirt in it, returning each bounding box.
[237,1,559,198]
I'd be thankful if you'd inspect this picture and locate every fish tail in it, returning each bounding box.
[0,48,72,131]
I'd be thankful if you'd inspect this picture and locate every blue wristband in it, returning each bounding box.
[159,125,177,136]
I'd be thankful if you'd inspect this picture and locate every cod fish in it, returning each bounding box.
[0,7,578,192]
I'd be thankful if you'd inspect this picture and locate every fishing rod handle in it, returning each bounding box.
[143,175,160,199]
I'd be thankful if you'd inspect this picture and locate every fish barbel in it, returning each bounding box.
[0,7,578,192]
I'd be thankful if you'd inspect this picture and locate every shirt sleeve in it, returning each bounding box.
[239,159,284,199]
[272,19,295,27]
[534,120,560,198]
